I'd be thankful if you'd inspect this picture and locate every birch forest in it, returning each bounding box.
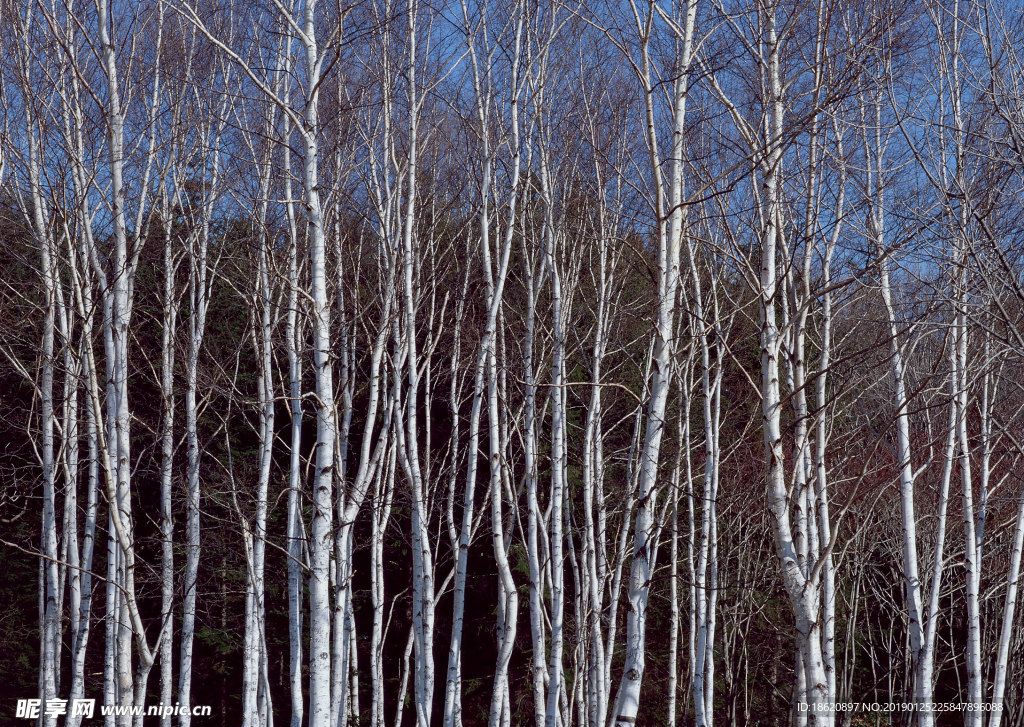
[3,0,1024,724]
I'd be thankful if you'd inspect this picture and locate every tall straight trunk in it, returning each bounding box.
[336,171,399,727]
[371,429,397,727]
[944,7,982,719]
[582,248,610,727]
[799,16,837,722]
[955,273,982,725]
[56,272,75,703]
[283,113,306,727]
[917,378,956,727]
[757,3,828,718]
[339,269,396,727]
[103,0,135,708]
[863,92,938,721]
[580,100,624,727]
[20,27,60,716]
[604,353,649,708]
[440,245,471,727]
[97,0,157,720]
[298,5,337,727]
[539,136,566,727]
[68,342,100,727]
[394,5,435,724]
[445,12,524,724]
[988,464,1024,727]
[33,137,60,727]
[685,213,722,727]
[331,113,359,724]
[61,44,100,724]
[611,1,694,721]
[812,139,842,727]
[159,187,177,727]
[486,317,517,727]
[243,165,276,727]
[668,384,690,727]
[522,242,547,727]
[179,152,214,727]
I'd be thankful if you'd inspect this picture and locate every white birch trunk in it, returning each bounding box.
[300,1,337,722]
[610,1,695,720]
